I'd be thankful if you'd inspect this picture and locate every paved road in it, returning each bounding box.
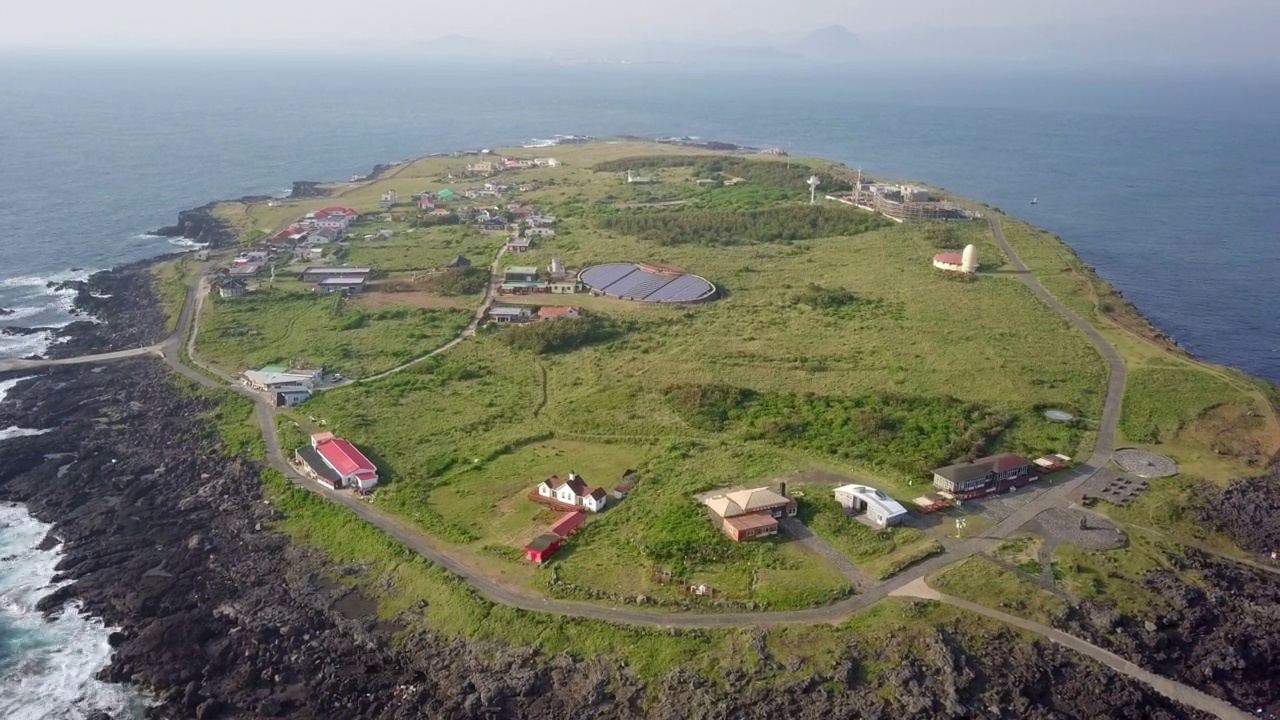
[779,516,875,589]
[0,344,163,373]
[892,579,1252,720]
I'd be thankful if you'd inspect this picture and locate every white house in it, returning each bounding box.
[242,367,323,393]
[537,472,608,512]
[833,484,908,529]
[526,227,556,237]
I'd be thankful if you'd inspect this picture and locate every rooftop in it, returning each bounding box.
[722,512,779,533]
[932,453,1032,483]
[704,487,791,519]
[525,533,560,552]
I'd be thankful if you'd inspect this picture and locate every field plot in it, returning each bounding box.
[197,289,471,378]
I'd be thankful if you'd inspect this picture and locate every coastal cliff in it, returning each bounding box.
[151,203,239,248]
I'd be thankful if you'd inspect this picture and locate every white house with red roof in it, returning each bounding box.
[536,472,608,512]
[309,207,360,231]
[295,432,379,493]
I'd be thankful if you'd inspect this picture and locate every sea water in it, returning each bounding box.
[0,57,1277,379]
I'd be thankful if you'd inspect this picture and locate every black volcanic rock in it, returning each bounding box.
[288,181,327,199]
[42,259,167,358]
[152,203,234,247]
[0,306,12,316]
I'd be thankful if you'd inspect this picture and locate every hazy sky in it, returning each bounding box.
[4,0,1277,65]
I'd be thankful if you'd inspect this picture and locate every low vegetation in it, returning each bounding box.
[500,315,619,354]
[666,383,1015,477]
[597,205,890,246]
[789,284,860,311]
[1120,367,1249,443]
[198,288,471,377]
[433,266,489,296]
[795,491,944,579]
[932,557,1066,625]
[593,155,853,193]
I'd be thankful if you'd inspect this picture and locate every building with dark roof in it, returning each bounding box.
[931,453,1034,500]
[524,533,561,564]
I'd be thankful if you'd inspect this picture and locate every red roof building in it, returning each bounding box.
[314,207,359,218]
[303,432,379,492]
[536,306,580,320]
[524,533,561,563]
[548,511,586,538]
[933,252,964,267]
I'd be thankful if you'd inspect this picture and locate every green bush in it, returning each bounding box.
[501,316,617,354]
[598,204,889,247]
[790,284,858,310]
[434,267,489,296]
[667,383,1012,477]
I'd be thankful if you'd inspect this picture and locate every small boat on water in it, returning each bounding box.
[1030,197,1039,205]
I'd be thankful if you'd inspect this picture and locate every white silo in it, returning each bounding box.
[961,244,978,273]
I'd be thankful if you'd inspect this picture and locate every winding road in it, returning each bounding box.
[11,218,1253,718]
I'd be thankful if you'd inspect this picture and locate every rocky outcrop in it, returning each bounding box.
[0,360,1214,720]
[43,259,168,358]
[151,203,236,248]
[1197,461,1280,555]
[288,181,327,199]
[1055,547,1280,718]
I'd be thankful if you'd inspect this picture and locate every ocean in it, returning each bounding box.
[0,54,1278,716]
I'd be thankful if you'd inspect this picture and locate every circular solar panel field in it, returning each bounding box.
[579,263,717,303]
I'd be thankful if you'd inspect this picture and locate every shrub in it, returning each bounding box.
[501,316,616,354]
[598,204,890,247]
[790,284,858,310]
[434,267,488,296]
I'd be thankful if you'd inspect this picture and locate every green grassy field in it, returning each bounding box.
[931,556,1066,624]
[224,142,1115,608]
[794,488,944,580]
[150,256,197,333]
[196,285,471,378]
[199,141,1280,652]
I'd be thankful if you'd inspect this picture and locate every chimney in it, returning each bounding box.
[778,481,787,498]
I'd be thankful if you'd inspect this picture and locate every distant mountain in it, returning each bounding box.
[794,24,862,58]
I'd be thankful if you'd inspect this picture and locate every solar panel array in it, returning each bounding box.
[580,263,715,303]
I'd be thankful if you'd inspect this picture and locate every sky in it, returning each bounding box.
[3,0,1278,67]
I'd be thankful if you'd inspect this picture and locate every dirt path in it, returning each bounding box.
[891,578,1253,720]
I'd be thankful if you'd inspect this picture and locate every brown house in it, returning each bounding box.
[703,486,797,542]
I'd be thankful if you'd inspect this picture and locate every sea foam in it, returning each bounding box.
[0,504,149,720]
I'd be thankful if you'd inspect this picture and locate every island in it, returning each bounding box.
[2,139,1277,720]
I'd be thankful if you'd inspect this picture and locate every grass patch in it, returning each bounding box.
[204,389,265,459]
[795,490,944,580]
[197,287,471,378]
[1120,367,1248,444]
[150,257,196,333]
[932,556,1065,624]
[597,204,890,246]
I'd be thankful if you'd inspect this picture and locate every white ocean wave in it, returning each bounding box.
[0,504,148,720]
[0,332,54,361]
[163,237,208,249]
[0,377,35,404]
[0,270,94,290]
[0,427,50,441]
